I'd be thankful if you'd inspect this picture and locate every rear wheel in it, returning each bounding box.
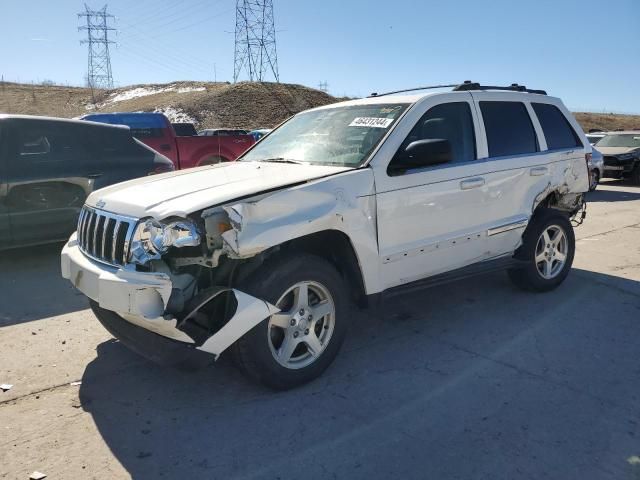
[232,253,349,390]
[508,210,575,292]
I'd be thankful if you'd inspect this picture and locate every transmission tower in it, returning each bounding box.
[78,4,115,89]
[233,0,279,83]
[318,81,329,93]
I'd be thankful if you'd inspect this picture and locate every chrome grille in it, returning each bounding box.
[77,206,137,267]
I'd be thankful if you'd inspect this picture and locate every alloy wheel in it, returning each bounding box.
[535,225,568,280]
[267,281,335,369]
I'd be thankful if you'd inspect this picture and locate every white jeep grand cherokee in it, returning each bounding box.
[62,82,590,389]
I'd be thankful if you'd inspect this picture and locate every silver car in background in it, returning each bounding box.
[589,147,604,191]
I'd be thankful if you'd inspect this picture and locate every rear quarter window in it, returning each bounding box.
[480,101,538,158]
[84,126,153,163]
[532,103,581,150]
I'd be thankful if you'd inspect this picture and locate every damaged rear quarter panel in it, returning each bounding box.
[220,168,382,293]
[532,151,589,213]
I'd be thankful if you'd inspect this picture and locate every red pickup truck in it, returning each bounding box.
[81,112,254,169]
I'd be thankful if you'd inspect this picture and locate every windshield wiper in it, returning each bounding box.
[257,157,305,165]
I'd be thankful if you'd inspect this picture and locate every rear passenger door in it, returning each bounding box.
[6,119,92,245]
[530,101,587,191]
[469,92,550,257]
[83,126,154,189]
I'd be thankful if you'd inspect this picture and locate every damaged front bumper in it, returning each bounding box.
[61,234,279,362]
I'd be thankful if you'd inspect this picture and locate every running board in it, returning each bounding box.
[384,256,525,298]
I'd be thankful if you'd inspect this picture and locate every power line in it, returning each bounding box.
[117,0,216,41]
[233,0,279,83]
[78,3,116,89]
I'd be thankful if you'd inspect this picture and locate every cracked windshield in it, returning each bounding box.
[242,103,408,166]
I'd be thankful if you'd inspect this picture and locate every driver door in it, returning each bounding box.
[371,93,504,290]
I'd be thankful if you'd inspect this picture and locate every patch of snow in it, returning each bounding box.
[84,84,207,110]
[154,106,196,124]
[177,86,206,93]
[109,85,176,103]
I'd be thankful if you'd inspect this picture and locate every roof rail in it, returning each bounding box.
[453,80,547,95]
[368,84,460,98]
[368,81,547,98]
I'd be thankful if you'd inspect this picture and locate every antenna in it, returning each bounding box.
[233,0,279,83]
[78,4,115,90]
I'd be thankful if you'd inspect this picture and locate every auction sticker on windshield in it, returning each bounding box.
[349,117,394,128]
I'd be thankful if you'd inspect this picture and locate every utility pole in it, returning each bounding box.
[233,0,279,83]
[78,4,115,91]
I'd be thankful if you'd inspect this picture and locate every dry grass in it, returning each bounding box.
[1,80,638,133]
[574,112,640,133]
[0,80,338,130]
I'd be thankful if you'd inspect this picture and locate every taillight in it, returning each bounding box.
[585,152,592,167]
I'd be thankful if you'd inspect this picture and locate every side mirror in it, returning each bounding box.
[389,139,452,175]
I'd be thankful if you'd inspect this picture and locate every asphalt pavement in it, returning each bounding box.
[1,180,639,480]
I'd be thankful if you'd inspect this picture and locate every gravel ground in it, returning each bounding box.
[1,180,639,480]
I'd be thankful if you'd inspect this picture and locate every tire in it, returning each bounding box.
[632,164,640,186]
[232,253,350,390]
[588,169,599,191]
[507,209,575,292]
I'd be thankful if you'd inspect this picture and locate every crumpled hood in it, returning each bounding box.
[596,146,640,156]
[86,161,352,219]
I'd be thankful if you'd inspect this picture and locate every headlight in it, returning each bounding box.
[618,152,638,161]
[129,218,201,265]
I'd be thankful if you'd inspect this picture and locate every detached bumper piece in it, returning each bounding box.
[62,235,280,365]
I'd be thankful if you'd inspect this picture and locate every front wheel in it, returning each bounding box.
[631,164,640,186]
[508,210,575,292]
[232,253,349,390]
[589,169,600,191]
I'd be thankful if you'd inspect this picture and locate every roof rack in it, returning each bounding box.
[453,80,547,95]
[368,80,547,98]
[368,84,460,98]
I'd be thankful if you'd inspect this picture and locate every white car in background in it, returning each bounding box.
[61,82,590,389]
[586,132,605,145]
[589,147,604,191]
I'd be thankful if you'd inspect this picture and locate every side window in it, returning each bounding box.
[532,103,581,150]
[13,121,88,167]
[390,102,476,172]
[18,131,51,156]
[480,101,538,157]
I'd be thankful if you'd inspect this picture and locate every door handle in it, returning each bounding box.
[530,166,548,176]
[87,173,103,179]
[460,177,485,190]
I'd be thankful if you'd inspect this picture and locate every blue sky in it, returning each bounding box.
[2,0,639,113]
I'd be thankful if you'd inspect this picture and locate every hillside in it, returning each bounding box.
[1,80,639,132]
[0,81,338,130]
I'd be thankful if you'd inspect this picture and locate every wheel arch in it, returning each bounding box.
[533,188,584,217]
[273,230,368,308]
